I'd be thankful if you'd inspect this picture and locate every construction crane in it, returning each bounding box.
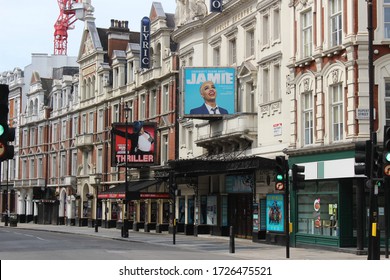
[54,0,93,55]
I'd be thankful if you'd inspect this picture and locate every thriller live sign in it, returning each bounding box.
[111,122,157,167]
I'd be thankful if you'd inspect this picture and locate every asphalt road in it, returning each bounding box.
[0,227,239,260]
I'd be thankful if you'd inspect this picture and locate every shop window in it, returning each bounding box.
[163,202,170,223]
[207,195,217,225]
[83,201,88,218]
[151,202,157,223]
[178,198,185,223]
[128,201,135,222]
[200,196,207,224]
[111,203,119,220]
[187,198,194,225]
[140,202,145,222]
[296,180,339,237]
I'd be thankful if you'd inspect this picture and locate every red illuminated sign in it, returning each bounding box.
[111,122,157,167]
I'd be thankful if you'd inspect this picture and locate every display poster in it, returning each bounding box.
[207,195,217,225]
[259,198,266,231]
[252,202,259,232]
[111,122,157,166]
[266,194,285,232]
[183,67,236,117]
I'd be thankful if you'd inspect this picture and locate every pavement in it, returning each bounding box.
[0,222,386,260]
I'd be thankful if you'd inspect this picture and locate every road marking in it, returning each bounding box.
[24,234,46,241]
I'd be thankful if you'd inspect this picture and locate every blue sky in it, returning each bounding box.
[0,0,176,72]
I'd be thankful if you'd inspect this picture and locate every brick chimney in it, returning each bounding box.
[107,19,130,64]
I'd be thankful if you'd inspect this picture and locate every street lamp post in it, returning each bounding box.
[123,102,131,237]
[94,173,102,233]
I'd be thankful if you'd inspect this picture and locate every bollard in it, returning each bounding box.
[229,225,235,253]
[4,214,8,227]
[121,223,129,238]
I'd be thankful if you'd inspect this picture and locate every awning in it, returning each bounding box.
[168,156,276,176]
[98,180,160,199]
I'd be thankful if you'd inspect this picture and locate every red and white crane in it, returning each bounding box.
[54,0,92,55]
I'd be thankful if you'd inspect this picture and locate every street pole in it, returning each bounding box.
[385,177,389,258]
[367,0,380,260]
[285,165,290,259]
[169,171,176,245]
[0,161,5,226]
[123,103,130,237]
[94,173,101,233]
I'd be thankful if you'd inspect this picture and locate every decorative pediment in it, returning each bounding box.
[237,61,257,78]
[30,71,41,85]
[82,33,94,56]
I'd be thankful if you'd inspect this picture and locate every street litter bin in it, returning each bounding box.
[9,213,18,227]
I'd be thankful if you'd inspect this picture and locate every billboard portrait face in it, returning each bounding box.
[184,67,236,116]
[111,122,156,167]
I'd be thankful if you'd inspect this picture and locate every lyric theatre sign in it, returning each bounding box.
[140,16,151,69]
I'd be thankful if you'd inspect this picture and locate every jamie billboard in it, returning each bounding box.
[183,67,235,117]
[111,121,156,167]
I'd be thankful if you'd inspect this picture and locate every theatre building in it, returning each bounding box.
[170,0,292,240]
[9,1,390,253]
[71,2,180,231]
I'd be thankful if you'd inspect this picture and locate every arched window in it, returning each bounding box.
[34,99,38,116]
[29,100,33,116]
[91,76,96,97]
[149,47,154,68]
[296,75,315,147]
[155,43,162,68]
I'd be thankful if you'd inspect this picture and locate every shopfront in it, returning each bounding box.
[288,149,366,249]
[169,156,275,238]
[98,179,170,231]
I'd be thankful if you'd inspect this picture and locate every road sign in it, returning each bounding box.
[275,182,285,191]
[384,165,390,176]
[0,142,5,157]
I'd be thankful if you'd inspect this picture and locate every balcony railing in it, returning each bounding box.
[76,133,94,149]
[196,113,257,142]
[14,178,46,188]
[60,176,76,186]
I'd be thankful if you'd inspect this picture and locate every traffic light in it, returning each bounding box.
[383,126,390,177]
[275,156,287,191]
[0,84,15,162]
[354,140,371,176]
[169,171,178,198]
[372,144,383,179]
[292,164,305,190]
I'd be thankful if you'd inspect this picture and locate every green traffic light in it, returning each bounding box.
[385,152,390,162]
[0,124,4,136]
[276,174,283,181]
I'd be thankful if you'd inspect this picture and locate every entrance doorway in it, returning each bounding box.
[228,194,252,238]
